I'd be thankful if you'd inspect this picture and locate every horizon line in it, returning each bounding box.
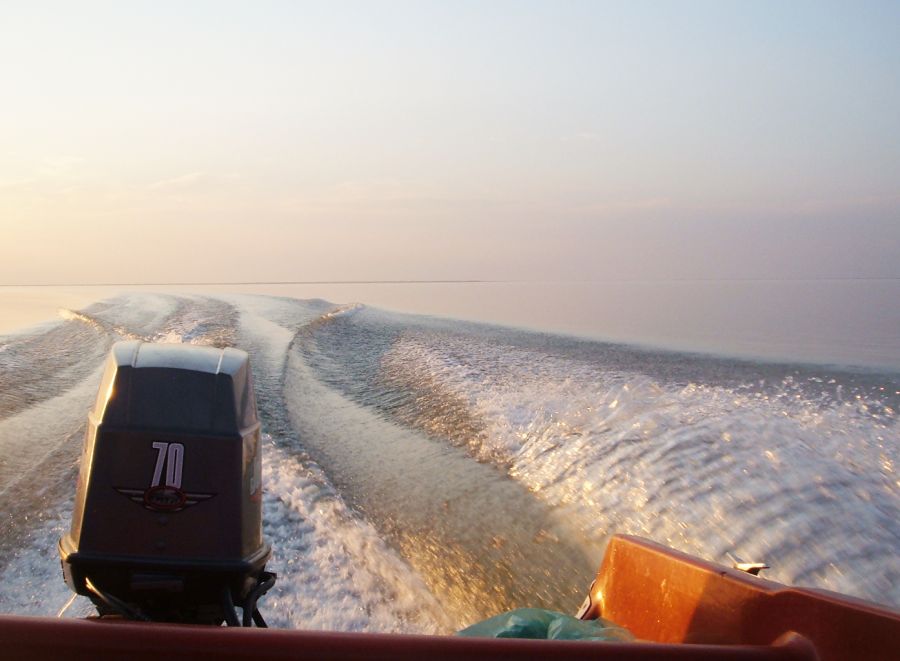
[1,276,899,287]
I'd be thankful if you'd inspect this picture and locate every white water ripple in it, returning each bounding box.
[379,332,900,608]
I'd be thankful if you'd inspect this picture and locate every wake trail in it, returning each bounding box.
[286,308,598,626]
[375,330,900,608]
[0,320,111,422]
[226,295,451,633]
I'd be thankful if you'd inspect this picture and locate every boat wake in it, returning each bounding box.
[0,292,897,630]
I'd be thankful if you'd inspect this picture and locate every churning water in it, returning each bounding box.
[0,292,897,632]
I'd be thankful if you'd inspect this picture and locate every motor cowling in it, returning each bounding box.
[59,340,272,624]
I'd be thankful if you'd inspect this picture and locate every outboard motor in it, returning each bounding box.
[59,341,275,625]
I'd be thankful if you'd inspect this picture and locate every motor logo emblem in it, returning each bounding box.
[143,485,188,511]
[114,441,214,513]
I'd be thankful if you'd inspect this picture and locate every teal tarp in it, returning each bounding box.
[457,608,634,642]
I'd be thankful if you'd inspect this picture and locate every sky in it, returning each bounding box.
[0,1,898,285]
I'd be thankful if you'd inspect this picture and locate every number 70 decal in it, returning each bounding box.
[151,442,184,489]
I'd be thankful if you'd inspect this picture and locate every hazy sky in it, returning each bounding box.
[1,1,898,284]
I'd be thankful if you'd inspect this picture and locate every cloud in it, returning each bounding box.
[278,178,485,216]
[146,171,243,193]
[793,193,900,216]
[573,197,676,215]
[562,132,603,143]
[37,156,86,176]
[0,177,39,190]
[146,171,210,191]
[0,155,87,191]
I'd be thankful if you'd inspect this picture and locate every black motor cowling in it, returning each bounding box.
[59,341,273,624]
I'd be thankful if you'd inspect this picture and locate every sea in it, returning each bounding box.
[0,280,897,632]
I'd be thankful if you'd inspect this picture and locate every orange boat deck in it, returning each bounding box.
[581,535,900,660]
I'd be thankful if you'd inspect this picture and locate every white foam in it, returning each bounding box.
[88,293,180,336]
[262,442,450,632]
[0,501,95,618]
[232,297,451,633]
[0,362,104,492]
[322,303,365,319]
[379,333,900,607]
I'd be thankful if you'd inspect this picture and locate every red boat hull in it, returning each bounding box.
[2,535,897,661]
